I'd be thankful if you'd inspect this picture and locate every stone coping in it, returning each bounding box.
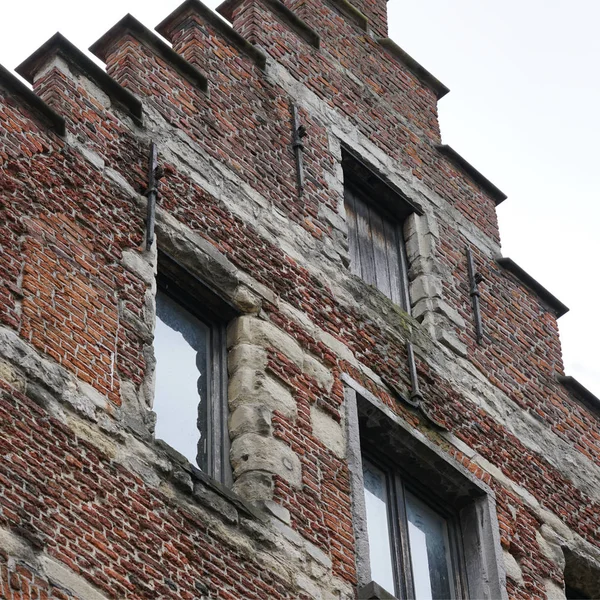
[437,144,507,205]
[90,14,209,93]
[16,33,143,125]
[156,0,267,70]
[557,375,600,417]
[377,38,449,100]
[0,64,66,136]
[496,257,569,318]
[326,0,369,31]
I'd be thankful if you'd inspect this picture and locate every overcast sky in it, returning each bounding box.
[1,1,597,398]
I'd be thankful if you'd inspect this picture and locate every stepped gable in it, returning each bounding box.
[377,37,450,100]
[438,144,507,206]
[89,9,329,233]
[90,13,209,92]
[214,0,508,239]
[0,64,66,136]
[1,2,599,600]
[156,0,267,69]
[16,32,143,125]
[497,257,569,318]
[558,375,600,416]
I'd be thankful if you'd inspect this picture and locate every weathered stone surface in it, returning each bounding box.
[311,404,345,457]
[503,550,524,585]
[227,316,304,366]
[229,403,272,438]
[193,482,239,524]
[228,343,268,374]
[228,366,297,419]
[231,433,303,488]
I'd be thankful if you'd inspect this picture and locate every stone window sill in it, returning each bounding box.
[357,581,398,600]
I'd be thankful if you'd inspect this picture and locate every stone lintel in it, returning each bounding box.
[16,32,143,124]
[0,64,65,136]
[89,13,209,92]
[156,0,267,70]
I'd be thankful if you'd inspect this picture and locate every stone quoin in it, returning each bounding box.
[1,0,599,598]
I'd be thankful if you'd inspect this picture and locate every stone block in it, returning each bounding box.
[303,354,334,391]
[227,343,267,375]
[229,403,272,439]
[311,404,345,457]
[230,433,302,488]
[502,550,524,585]
[232,471,274,503]
[410,274,442,304]
[226,316,304,367]
[228,367,296,419]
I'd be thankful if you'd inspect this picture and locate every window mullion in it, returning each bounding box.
[393,474,415,600]
[217,323,232,486]
[396,225,412,314]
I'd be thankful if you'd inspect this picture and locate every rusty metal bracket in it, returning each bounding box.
[406,342,423,407]
[466,246,484,344]
[383,344,448,431]
[291,104,307,194]
[145,142,164,251]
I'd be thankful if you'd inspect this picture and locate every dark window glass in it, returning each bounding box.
[565,585,591,600]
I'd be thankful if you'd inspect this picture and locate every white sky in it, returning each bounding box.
[0,1,598,397]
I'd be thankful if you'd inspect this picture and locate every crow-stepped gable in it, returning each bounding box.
[1,1,599,599]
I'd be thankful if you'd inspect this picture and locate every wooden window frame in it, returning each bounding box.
[341,148,420,311]
[345,379,508,600]
[154,252,237,485]
[362,449,468,600]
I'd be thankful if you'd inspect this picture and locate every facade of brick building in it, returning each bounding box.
[1,0,599,598]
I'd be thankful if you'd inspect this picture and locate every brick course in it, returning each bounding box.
[0,0,598,598]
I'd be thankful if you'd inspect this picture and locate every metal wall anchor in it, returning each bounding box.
[291,104,307,194]
[466,246,484,344]
[145,142,164,251]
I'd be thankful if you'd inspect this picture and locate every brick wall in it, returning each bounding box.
[1,0,599,598]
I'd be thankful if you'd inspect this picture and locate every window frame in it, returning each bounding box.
[154,252,237,486]
[344,377,508,600]
[341,147,421,312]
[344,183,411,310]
[361,448,468,600]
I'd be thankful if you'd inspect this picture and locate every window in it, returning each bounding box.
[153,253,236,484]
[345,186,409,308]
[563,548,600,600]
[362,455,465,599]
[342,148,419,310]
[345,380,507,600]
[565,585,591,600]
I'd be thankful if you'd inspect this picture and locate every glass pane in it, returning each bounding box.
[154,290,210,470]
[363,460,396,595]
[405,490,455,600]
